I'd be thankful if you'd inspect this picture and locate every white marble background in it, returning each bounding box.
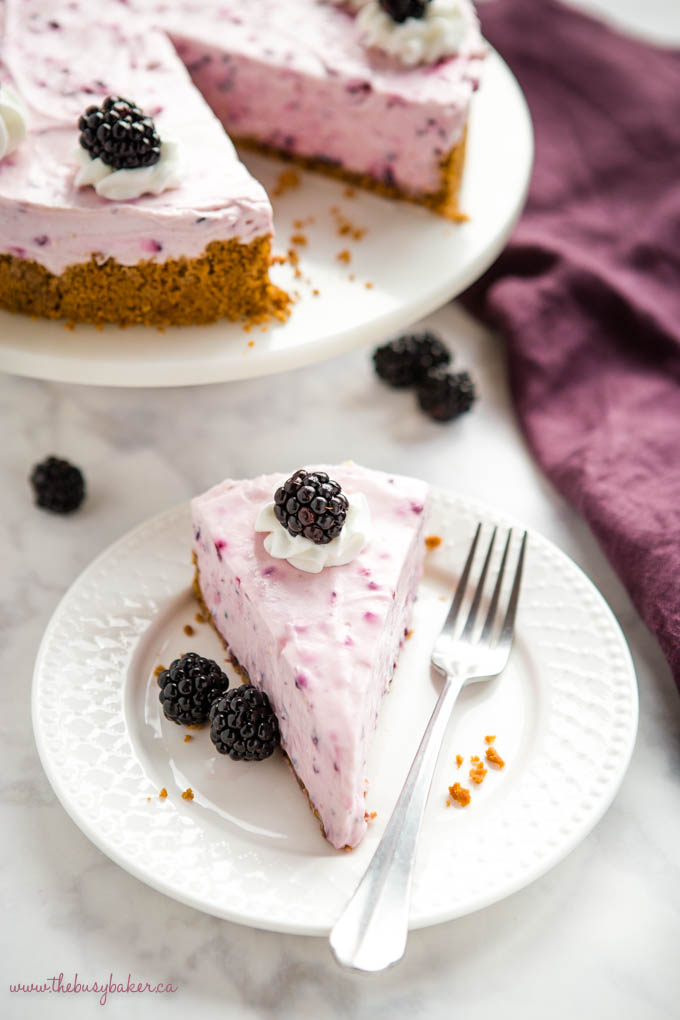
[2,2,679,1018]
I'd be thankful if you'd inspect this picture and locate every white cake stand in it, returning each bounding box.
[0,49,532,387]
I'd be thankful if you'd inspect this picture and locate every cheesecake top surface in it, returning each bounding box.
[191,463,428,640]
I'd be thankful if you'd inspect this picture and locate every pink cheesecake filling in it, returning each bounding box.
[158,0,485,195]
[191,464,429,850]
[0,0,272,274]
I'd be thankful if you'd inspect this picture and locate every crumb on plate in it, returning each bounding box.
[486,746,505,769]
[447,782,471,807]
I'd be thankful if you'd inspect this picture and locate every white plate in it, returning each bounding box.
[32,489,637,936]
[1,51,532,387]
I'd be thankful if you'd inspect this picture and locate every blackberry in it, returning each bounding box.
[209,685,280,761]
[417,368,476,422]
[273,469,349,545]
[373,331,451,388]
[157,653,229,726]
[30,456,85,513]
[78,96,161,170]
[379,0,429,23]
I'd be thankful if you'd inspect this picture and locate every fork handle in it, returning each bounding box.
[329,673,464,972]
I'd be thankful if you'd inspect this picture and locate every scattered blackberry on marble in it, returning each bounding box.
[30,456,85,514]
[417,368,476,422]
[157,653,229,725]
[78,96,161,170]
[373,331,451,388]
[273,469,349,545]
[209,685,280,761]
[379,0,429,23]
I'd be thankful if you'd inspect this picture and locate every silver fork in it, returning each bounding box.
[329,523,528,972]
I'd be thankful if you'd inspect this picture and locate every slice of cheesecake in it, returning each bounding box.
[191,463,429,849]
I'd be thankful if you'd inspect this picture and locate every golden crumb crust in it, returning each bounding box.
[0,236,290,328]
[237,127,469,221]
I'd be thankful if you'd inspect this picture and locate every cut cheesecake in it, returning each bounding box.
[0,0,484,327]
[154,0,485,217]
[0,0,281,327]
[191,463,429,849]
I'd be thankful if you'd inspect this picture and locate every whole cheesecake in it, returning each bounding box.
[0,0,484,327]
[191,463,430,850]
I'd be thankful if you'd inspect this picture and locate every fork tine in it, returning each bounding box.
[439,523,481,636]
[497,531,528,650]
[460,527,497,640]
[479,528,513,646]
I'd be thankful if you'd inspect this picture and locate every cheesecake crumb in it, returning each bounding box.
[147,796,151,802]
[405,629,414,641]
[469,760,487,785]
[184,735,192,743]
[273,169,300,197]
[195,612,205,624]
[455,754,463,768]
[153,664,165,677]
[365,281,373,289]
[290,233,307,247]
[248,339,255,347]
[486,746,505,769]
[425,535,442,550]
[344,186,356,198]
[159,788,168,799]
[183,624,195,637]
[312,288,320,296]
[337,249,351,264]
[181,787,194,801]
[484,734,496,744]
[364,811,377,822]
[447,782,471,807]
[331,206,366,240]
[349,273,355,281]
[287,248,303,279]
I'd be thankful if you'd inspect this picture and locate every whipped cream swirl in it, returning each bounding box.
[0,84,28,160]
[255,492,372,573]
[357,0,473,66]
[73,140,181,201]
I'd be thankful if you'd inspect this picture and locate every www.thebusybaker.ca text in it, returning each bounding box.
[9,972,178,1006]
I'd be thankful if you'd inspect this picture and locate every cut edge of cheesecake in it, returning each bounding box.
[191,555,342,848]
[236,126,469,222]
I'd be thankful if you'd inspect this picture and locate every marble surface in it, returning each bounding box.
[2,2,680,1016]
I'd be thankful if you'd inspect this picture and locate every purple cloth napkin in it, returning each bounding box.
[462,0,680,690]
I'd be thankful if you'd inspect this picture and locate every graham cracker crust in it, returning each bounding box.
[191,555,350,849]
[237,126,469,222]
[0,235,290,328]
